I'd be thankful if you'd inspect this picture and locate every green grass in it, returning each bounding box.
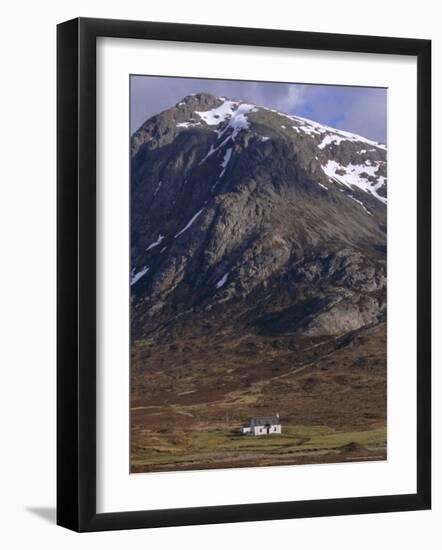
[190,425,386,453]
[133,424,387,468]
[305,426,386,449]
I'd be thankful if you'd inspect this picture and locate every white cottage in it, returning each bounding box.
[240,415,282,436]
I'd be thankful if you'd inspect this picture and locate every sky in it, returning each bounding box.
[131,75,387,143]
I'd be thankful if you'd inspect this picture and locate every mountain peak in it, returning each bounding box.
[131,96,387,239]
[176,92,230,111]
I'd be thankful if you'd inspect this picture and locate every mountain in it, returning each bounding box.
[130,92,386,339]
[130,92,387,472]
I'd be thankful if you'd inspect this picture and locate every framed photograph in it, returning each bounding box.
[57,17,431,531]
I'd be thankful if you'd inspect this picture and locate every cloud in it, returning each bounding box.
[277,84,308,112]
[337,89,387,144]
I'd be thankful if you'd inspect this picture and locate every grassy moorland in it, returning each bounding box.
[131,322,387,473]
[131,424,386,472]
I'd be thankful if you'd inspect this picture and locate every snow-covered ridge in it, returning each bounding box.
[292,114,385,151]
[316,127,386,151]
[193,98,387,204]
[261,106,386,151]
[171,96,387,208]
[175,96,386,153]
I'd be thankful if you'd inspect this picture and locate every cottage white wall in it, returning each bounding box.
[252,425,281,436]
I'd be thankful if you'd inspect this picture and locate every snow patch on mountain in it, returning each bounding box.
[321,160,387,204]
[348,195,373,216]
[177,121,201,128]
[219,148,233,178]
[199,102,257,164]
[318,134,348,149]
[219,103,258,137]
[131,266,149,285]
[216,273,229,289]
[318,129,385,151]
[212,148,233,190]
[200,136,229,164]
[146,234,164,251]
[376,176,386,188]
[298,123,327,137]
[195,100,238,126]
[175,209,205,238]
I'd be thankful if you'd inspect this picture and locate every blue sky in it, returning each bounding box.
[131,75,387,143]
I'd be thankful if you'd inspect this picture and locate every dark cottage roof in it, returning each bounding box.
[251,416,280,426]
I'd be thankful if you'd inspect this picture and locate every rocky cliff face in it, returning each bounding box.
[130,93,386,345]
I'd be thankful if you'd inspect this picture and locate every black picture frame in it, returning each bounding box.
[57,17,431,532]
